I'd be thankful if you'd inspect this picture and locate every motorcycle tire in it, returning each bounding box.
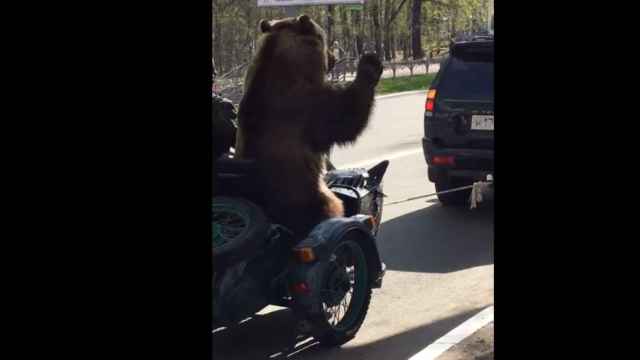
[212,197,270,268]
[308,232,372,347]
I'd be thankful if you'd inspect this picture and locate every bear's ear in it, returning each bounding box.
[259,19,272,33]
[298,14,311,24]
[297,14,314,33]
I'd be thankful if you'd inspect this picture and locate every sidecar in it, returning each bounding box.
[213,156,388,347]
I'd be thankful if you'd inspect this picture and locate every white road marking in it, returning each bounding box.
[338,147,423,169]
[408,305,494,360]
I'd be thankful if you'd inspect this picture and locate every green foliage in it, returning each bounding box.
[213,0,491,73]
[376,73,437,94]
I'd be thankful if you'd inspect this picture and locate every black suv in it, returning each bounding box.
[422,39,494,205]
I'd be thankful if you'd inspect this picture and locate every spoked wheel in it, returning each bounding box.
[212,197,269,268]
[310,236,372,347]
[212,208,248,248]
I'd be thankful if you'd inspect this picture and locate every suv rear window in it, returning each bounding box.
[438,49,494,101]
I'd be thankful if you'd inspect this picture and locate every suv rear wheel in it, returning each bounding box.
[435,179,471,206]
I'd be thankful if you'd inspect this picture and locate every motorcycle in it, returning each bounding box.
[212,101,389,346]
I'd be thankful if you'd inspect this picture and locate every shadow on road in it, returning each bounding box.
[213,201,493,359]
[378,201,493,273]
[213,309,298,360]
[213,307,486,360]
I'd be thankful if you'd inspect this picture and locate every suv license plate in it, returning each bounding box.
[471,115,494,131]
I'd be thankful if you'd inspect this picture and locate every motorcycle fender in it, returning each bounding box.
[289,216,385,315]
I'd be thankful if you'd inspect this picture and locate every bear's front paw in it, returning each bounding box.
[357,53,383,85]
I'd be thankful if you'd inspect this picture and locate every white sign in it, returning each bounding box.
[258,0,364,7]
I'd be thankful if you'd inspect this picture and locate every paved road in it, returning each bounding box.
[213,93,494,360]
[330,92,426,169]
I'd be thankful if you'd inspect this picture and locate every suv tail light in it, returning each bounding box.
[425,89,437,112]
[432,155,455,166]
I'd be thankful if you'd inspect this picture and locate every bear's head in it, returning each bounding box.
[257,15,335,78]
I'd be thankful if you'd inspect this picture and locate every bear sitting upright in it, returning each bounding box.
[235,14,383,237]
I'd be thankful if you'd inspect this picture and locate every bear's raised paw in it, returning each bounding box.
[357,53,384,85]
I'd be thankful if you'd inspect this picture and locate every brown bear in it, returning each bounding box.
[234,14,383,238]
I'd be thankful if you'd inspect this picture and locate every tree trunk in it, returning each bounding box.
[411,0,424,59]
[245,4,256,57]
[212,0,223,73]
[326,5,336,47]
[391,31,397,60]
[383,0,392,61]
[451,5,458,40]
[340,7,353,58]
[353,9,364,57]
[384,32,392,61]
[371,0,383,58]
[403,36,410,60]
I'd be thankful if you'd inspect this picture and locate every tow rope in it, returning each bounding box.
[385,175,493,209]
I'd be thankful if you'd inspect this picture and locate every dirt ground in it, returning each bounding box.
[437,322,494,360]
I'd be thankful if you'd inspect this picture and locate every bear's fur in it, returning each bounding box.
[235,15,383,237]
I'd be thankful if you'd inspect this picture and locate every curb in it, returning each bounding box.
[376,89,428,100]
[408,305,494,360]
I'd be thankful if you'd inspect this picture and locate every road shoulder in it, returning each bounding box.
[436,322,494,360]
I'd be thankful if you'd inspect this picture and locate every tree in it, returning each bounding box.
[411,0,424,59]
[211,0,490,78]
[383,0,410,60]
[370,0,383,58]
[212,0,223,73]
[326,5,336,47]
[352,7,364,57]
[340,7,354,58]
